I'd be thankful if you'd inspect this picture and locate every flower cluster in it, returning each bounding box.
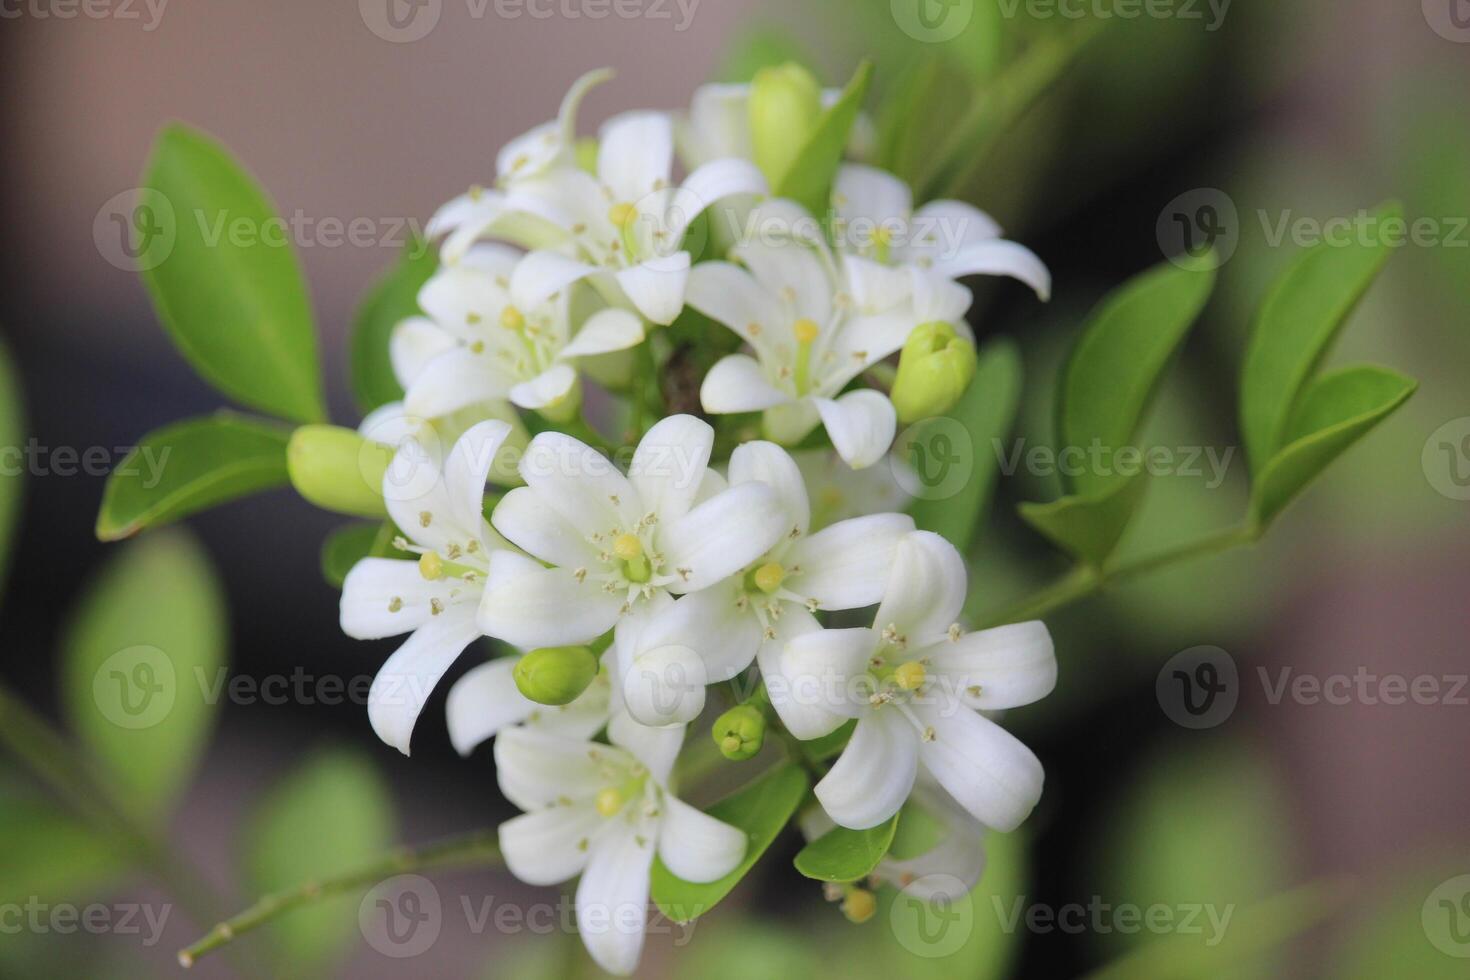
[337,66,1056,975]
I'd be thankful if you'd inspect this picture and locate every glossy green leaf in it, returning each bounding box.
[794,813,899,883]
[775,60,872,216]
[1018,476,1150,567]
[909,339,1022,551]
[1058,255,1216,498]
[350,237,437,413]
[1239,202,1400,474]
[1330,858,1470,980]
[0,337,23,588]
[244,747,394,976]
[62,530,227,820]
[651,763,809,923]
[1250,365,1416,528]
[96,412,291,541]
[142,124,325,422]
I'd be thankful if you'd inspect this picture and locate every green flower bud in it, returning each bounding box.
[513,646,598,706]
[749,63,823,189]
[287,425,393,518]
[712,704,766,761]
[841,887,877,924]
[890,321,978,424]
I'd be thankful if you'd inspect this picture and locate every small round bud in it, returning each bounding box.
[841,887,877,924]
[893,660,926,691]
[513,646,599,706]
[287,425,392,518]
[890,321,979,424]
[749,63,823,188]
[712,704,766,761]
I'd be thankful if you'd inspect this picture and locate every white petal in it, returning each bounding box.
[478,551,622,648]
[560,308,645,359]
[444,658,534,756]
[899,201,1002,272]
[909,266,974,323]
[782,626,878,722]
[833,163,912,228]
[368,603,479,755]
[815,711,919,829]
[786,512,915,610]
[340,558,458,639]
[494,726,610,810]
[403,347,515,420]
[658,796,746,883]
[444,420,514,532]
[930,239,1052,301]
[615,254,690,326]
[814,390,897,470]
[418,265,511,340]
[680,83,752,166]
[879,782,987,899]
[755,606,845,740]
[874,531,967,644]
[925,621,1057,711]
[657,482,786,593]
[499,805,600,886]
[622,643,707,728]
[389,317,457,389]
[598,111,674,202]
[675,158,768,237]
[608,705,685,785]
[576,819,654,976]
[508,364,578,411]
[731,235,833,328]
[510,250,598,311]
[728,439,809,536]
[426,189,492,239]
[492,485,598,568]
[761,397,821,446]
[684,262,784,358]
[913,704,1044,833]
[641,585,759,683]
[630,415,713,526]
[827,310,918,382]
[842,254,913,314]
[700,355,789,414]
[531,670,614,740]
[511,431,636,537]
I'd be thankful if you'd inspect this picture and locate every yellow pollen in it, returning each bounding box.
[500,306,526,331]
[793,318,820,344]
[595,788,624,817]
[894,660,926,691]
[612,533,643,561]
[607,202,637,228]
[418,552,444,581]
[842,888,877,924]
[753,562,785,594]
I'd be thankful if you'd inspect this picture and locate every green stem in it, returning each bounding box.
[178,828,502,968]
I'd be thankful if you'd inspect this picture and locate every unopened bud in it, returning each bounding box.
[841,887,877,924]
[890,321,978,424]
[749,63,823,189]
[712,704,766,761]
[287,425,392,518]
[513,646,598,706]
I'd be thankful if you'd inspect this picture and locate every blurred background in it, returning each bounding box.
[1,0,1468,976]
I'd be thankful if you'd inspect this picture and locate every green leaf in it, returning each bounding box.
[909,339,1022,551]
[243,747,394,977]
[320,521,411,588]
[1239,202,1400,474]
[350,237,437,413]
[142,124,325,422]
[1018,476,1150,567]
[794,813,899,883]
[1250,365,1416,528]
[0,784,128,906]
[651,763,809,923]
[62,530,227,820]
[96,411,291,541]
[775,60,872,216]
[0,337,24,588]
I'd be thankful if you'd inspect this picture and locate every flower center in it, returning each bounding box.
[751,561,785,594]
[612,532,651,583]
[792,318,819,395]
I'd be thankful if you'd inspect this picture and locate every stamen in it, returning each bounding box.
[752,562,785,594]
[595,787,624,817]
[500,306,526,332]
[418,552,444,581]
[607,202,637,228]
[893,661,926,691]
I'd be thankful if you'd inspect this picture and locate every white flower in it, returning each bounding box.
[799,775,987,903]
[686,201,942,468]
[495,716,745,975]
[479,415,788,650]
[340,421,513,755]
[392,243,644,420]
[831,163,1052,303]
[792,448,912,530]
[666,441,913,734]
[781,530,1057,830]
[445,653,612,756]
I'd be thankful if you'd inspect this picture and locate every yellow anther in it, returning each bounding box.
[793,317,820,344]
[842,888,877,924]
[612,533,643,561]
[500,306,526,331]
[893,660,926,691]
[595,788,624,817]
[753,562,785,594]
[607,202,637,228]
[418,552,444,581]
